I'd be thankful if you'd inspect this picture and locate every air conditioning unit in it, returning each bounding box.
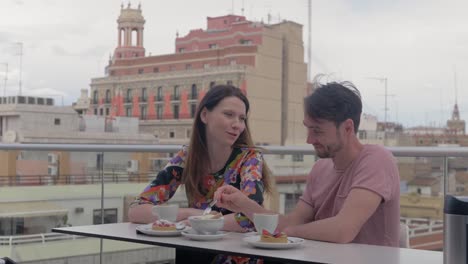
[48,153,58,164]
[48,165,58,176]
[151,159,164,171]
[127,160,139,172]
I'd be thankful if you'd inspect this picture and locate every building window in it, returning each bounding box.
[230,59,236,65]
[240,39,253,45]
[227,80,233,85]
[169,130,175,138]
[126,89,132,102]
[141,87,147,102]
[157,86,163,101]
[174,104,179,119]
[185,64,192,70]
[126,107,131,117]
[105,108,109,116]
[93,90,98,104]
[173,86,180,100]
[138,68,144,74]
[179,48,185,53]
[93,208,118,225]
[141,106,147,119]
[292,154,304,162]
[54,118,61,125]
[209,81,216,89]
[186,129,191,138]
[94,109,98,115]
[191,84,197,99]
[157,105,163,119]
[99,108,103,116]
[204,63,210,69]
[358,131,367,140]
[169,65,176,71]
[190,104,197,118]
[105,89,111,103]
[153,67,159,73]
[209,43,218,49]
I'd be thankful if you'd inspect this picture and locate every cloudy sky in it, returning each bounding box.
[1,0,467,127]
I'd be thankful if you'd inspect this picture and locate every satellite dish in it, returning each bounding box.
[4,130,17,143]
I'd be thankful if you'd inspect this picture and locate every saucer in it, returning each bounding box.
[243,235,304,249]
[136,224,189,236]
[181,229,228,241]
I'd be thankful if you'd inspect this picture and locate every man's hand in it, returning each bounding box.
[214,185,252,213]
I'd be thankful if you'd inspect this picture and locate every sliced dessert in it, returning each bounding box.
[260,229,288,243]
[152,219,177,231]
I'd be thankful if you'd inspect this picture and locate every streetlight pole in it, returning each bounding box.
[1,63,7,97]
[15,42,23,96]
[367,77,391,144]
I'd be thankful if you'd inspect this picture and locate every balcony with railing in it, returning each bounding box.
[0,144,455,263]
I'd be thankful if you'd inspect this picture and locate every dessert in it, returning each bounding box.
[260,229,288,243]
[152,219,176,231]
[196,212,224,220]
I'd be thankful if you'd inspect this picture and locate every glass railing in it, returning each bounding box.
[0,144,461,263]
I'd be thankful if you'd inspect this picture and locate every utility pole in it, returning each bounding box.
[367,77,395,144]
[15,42,23,96]
[308,0,312,81]
[1,63,7,97]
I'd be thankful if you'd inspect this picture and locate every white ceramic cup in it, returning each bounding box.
[253,213,279,235]
[151,204,179,222]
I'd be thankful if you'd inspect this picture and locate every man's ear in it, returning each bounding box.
[345,119,355,134]
[200,108,208,124]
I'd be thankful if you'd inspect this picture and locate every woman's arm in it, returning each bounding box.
[128,149,186,223]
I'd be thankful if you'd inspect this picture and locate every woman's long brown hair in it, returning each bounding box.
[182,84,272,205]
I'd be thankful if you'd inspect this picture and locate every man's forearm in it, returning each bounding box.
[284,215,357,243]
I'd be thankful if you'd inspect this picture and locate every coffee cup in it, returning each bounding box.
[253,213,278,235]
[151,204,179,222]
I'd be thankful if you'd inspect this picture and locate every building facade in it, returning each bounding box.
[89,4,308,145]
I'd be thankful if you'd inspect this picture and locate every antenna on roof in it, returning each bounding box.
[241,0,245,16]
[454,65,458,105]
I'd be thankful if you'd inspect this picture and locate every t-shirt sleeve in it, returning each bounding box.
[299,160,324,209]
[351,148,399,202]
[131,147,186,206]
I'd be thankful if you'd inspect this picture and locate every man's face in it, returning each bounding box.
[303,115,345,158]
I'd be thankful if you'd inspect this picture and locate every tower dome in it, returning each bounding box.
[113,2,146,60]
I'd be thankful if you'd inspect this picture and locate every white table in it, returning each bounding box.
[52,223,442,264]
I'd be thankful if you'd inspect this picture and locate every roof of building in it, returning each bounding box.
[408,176,440,187]
[0,201,67,218]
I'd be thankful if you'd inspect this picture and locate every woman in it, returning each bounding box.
[129,84,272,263]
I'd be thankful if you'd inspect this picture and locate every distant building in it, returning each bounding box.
[406,103,468,146]
[89,4,308,145]
[0,95,159,187]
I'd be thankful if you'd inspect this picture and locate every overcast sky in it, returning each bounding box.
[1,0,468,127]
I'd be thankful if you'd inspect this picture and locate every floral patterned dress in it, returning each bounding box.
[132,146,266,264]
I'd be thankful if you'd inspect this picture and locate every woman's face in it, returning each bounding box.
[201,96,247,148]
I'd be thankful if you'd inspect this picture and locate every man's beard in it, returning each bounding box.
[316,142,343,158]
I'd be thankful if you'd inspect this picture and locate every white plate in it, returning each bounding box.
[243,235,304,249]
[136,224,189,236]
[181,230,228,241]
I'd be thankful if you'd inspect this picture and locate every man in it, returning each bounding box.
[215,79,400,247]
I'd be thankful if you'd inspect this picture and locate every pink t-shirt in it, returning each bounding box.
[300,144,400,247]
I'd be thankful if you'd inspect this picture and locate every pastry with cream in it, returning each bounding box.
[152,219,176,231]
[260,229,288,243]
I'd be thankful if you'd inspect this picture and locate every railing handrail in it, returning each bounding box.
[2,143,468,157]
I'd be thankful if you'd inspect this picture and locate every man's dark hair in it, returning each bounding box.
[304,76,362,133]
